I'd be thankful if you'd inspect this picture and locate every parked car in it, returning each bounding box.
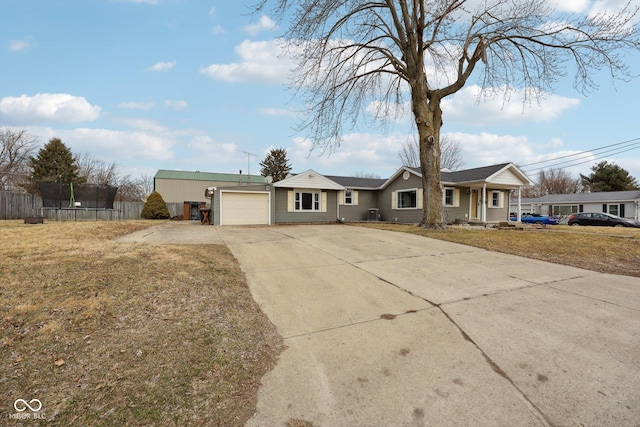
[567,212,640,228]
[509,213,559,225]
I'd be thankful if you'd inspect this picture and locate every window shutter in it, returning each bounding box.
[321,192,327,212]
[338,191,345,205]
[391,191,396,210]
[454,189,460,207]
[602,204,607,213]
[499,191,504,208]
[417,188,423,209]
[620,204,626,217]
[353,191,358,206]
[288,191,294,212]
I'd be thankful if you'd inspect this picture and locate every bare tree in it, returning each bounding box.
[76,152,154,201]
[76,152,120,186]
[398,135,465,170]
[522,168,582,198]
[137,173,154,199]
[256,0,640,227]
[353,171,381,179]
[0,128,38,191]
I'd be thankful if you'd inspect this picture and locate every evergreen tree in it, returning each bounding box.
[259,148,292,182]
[141,191,170,219]
[26,138,84,194]
[581,161,639,192]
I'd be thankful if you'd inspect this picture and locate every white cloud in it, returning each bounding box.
[259,107,299,118]
[551,0,591,13]
[112,117,170,133]
[588,0,639,17]
[8,39,31,52]
[212,25,225,35]
[118,101,155,110]
[148,61,176,72]
[441,85,580,125]
[26,125,174,162]
[208,7,216,17]
[200,39,294,84]
[117,0,159,4]
[165,100,188,110]
[288,132,408,176]
[243,15,278,36]
[0,93,101,124]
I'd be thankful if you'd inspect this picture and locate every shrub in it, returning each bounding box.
[141,191,170,219]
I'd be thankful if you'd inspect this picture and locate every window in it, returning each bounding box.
[491,191,502,208]
[397,189,417,209]
[295,191,320,211]
[603,203,625,217]
[344,190,353,205]
[444,188,454,206]
[553,205,579,216]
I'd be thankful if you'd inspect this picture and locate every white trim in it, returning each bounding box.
[274,169,345,190]
[395,188,419,209]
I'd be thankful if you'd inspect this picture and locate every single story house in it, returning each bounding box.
[210,162,533,226]
[510,190,640,221]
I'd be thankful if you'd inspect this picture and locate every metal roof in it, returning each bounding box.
[154,169,265,184]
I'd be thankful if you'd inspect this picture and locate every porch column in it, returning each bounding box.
[482,184,487,223]
[517,187,522,222]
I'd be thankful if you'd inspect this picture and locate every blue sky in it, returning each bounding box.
[2,0,640,184]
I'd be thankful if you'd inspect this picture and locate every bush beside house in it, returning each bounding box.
[141,191,170,219]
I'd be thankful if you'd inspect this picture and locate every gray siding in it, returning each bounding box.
[274,188,339,223]
[378,174,423,223]
[442,191,471,223]
[338,190,378,221]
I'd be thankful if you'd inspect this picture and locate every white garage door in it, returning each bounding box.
[221,192,270,225]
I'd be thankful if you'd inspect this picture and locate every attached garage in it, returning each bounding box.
[219,190,271,225]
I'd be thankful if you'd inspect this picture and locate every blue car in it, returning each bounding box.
[509,213,559,225]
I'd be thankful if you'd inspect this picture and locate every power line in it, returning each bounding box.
[521,137,640,175]
[519,137,640,168]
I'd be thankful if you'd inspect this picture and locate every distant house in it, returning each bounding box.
[511,190,640,221]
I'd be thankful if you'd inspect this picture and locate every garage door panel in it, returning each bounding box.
[222,192,269,225]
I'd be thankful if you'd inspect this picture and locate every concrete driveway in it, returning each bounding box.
[119,222,640,426]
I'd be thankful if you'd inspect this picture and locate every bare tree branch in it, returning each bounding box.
[0,128,38,191]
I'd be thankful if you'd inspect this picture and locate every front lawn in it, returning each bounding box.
[355,223,640,278]
[0,220,282,426]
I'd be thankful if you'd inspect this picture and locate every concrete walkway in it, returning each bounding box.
[119,222,640,426]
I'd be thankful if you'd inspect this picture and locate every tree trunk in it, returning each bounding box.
[412,84,443,228]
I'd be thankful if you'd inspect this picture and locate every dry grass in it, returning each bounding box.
[355,223,640,278]
[0,220,282,426]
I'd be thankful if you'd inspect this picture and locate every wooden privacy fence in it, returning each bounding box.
[0,191,183,221]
